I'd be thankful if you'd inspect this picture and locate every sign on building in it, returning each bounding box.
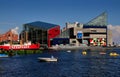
[77,31,82,39]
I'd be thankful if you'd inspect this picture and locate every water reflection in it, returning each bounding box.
[0,49,120,77]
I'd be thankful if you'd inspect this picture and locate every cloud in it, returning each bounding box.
[108,24,120,44]
[11,27,19,34]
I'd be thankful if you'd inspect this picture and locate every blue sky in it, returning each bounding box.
[0,0,120,33]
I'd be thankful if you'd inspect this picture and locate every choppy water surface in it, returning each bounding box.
[0,48,120,77]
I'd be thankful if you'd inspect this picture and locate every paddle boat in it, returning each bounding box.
[0,54,9,58]
[38,56,57,62]
[82,51,87,55]
[109,52,119,56]
[67,50,71,53]
[99,52,106,55]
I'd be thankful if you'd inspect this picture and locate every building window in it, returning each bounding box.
[91,30,97,32]
[84,33,89,36]
[72,40,76,43]
[77,24,80,27]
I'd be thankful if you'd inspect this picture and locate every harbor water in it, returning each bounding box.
[0,48,120,77]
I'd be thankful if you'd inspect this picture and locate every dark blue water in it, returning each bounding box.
[0,49,120,77]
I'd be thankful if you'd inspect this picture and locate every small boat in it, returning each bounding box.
[99,52,106,55]
[0,54,9,58]
[109,52,119,56]
[38,56,57,62]
[82,51,87,55]
[67,50,71,53]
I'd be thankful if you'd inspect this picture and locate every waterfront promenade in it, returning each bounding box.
[49,44,120,50]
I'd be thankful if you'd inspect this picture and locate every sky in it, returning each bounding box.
[0,0,120,43]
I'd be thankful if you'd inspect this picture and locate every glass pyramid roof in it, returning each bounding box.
[85,12,107,26]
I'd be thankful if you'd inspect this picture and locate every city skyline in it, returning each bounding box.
[0,0,120,43]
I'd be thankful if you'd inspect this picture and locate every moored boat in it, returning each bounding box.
[0,54,9,58]
[0,42,40,50]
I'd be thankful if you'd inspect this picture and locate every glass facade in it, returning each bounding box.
[21,21,60,47]
[84,12,107,28]
[24,21,58,30]
[24,26,48,44]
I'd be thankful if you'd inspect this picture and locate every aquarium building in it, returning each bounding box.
[20,21,60,47]
[59,12,112,46]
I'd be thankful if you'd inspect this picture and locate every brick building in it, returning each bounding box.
[0,29,19,44]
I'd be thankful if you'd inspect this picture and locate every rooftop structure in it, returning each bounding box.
[24,21,58,30]
[84,12,107,28]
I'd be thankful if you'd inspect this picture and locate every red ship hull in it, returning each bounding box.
[0,44,40,50]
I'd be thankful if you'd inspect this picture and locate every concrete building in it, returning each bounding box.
[20,21,60,47]
[107,29,112,46]
[60,12,112,46]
